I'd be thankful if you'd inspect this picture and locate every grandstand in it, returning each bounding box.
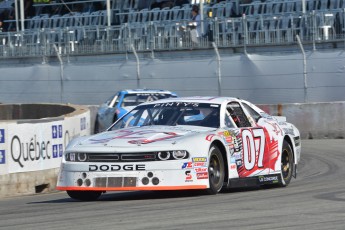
[0,0,344,58]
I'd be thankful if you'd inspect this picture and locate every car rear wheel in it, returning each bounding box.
[280,140,294,187]
[205,145,225,195]
[67,191,102,201]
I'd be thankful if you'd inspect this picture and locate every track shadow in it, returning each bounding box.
[29,185,282,204]
[28,190,207,204]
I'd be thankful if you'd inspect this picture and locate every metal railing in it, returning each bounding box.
[1,9,344,58]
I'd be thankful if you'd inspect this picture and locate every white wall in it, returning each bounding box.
[0,49,344,105]
[0,105,90,197]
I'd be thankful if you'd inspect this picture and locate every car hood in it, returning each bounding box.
[77,126,214,148]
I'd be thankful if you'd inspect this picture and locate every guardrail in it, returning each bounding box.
[0,9,344,58]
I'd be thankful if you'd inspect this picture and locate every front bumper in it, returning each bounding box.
[56,161,209,191]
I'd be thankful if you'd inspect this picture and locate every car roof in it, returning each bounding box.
[141,96,242,105]
[120,89,176,94]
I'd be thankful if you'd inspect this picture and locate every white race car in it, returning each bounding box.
[57,97,301,201]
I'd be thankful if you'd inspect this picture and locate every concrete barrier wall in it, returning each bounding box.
[258,102,345,139]
[0,104,91,198]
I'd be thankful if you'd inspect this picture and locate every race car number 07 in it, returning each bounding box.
[242,129,265,171]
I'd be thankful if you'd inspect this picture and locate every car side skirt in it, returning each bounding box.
[227,173,282,188]
[56,185,207,191]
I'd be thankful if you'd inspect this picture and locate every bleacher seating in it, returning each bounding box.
[1,0,345,57]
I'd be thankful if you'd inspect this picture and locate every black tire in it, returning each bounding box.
[66,191,102,201]
[205,145,225,195]
[280,140,294,187]
[94,115,99,134]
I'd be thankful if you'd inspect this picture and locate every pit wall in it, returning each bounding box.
[0,104,91,198]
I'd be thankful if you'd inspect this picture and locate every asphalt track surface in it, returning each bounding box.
[0,139,345,230]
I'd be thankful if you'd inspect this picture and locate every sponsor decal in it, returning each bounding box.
[52,144,64,158]
[193,162,207,167]
[182,162,193,169]
[279,121,288,126]
[52,125,63,139]
[195,167,207,173]
[0,129,4,143]
[59,144,63,157]
[225,136,233,143]
[283,127,295,136]
[80,117,87,131]
[230,157,236,164]
[237,127,280,177]
[0,150,5,164]
[218,131,233,143]
[154,102,200,108]
[223,131,231,137]
[89,164,145,171]
[233,152,242,160]
[294,136,301,146]
[127,132,179,144]
[11,135,51,168]
[193,157,207,162]
[258,175,279,183]
[230,164,236,170]
[264,121,283,136]
[52,145,58,158]
[196,172,208,179]
[205,134,215,141]
[91,130,180,144]
[185,170,193,182]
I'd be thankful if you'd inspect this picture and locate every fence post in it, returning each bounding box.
[212,42,222,96]
[53,44,64,103]
[131,44,140,88]
[312,10,316,51]
[242,14,248,54]
[296,35,308,103]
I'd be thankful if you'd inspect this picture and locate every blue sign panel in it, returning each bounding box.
[59,144,63,157]
[52,125,58,139]
[0,129,4,143]
[0,150,5,164]
[52,145,58,158]
[58,125,63,138]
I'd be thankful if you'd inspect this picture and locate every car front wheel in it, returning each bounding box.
[67,191,102,201]
[205,145,225,195]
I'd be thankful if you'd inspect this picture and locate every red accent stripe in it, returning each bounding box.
[56,185,207,191]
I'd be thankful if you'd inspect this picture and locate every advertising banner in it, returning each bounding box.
[2,112,90,174]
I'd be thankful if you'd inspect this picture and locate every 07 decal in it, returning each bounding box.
[238,127,280,177]
[242,129,265,171]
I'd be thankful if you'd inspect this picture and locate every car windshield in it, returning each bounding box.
[109,102,220,130]
[121,93,177,107]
